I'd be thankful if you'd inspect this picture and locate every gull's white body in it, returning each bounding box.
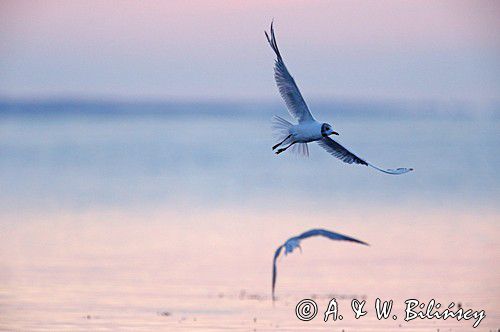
[290,121,324,143]
[266,22,413,175]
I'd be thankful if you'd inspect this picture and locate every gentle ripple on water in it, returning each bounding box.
[0,106,499,330]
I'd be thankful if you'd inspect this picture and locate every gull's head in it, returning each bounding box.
[284,238,301,255]
[321,123,339,137]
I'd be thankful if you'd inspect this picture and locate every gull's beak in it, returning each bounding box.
[332,131,339,136]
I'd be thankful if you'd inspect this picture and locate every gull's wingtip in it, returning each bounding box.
[368,164,414,175]
[400,167,414,174]
[264,20,274,45]
[266,19,274,35]
[393,167,413,175]
[352,238,369,246]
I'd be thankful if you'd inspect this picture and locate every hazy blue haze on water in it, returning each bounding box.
[0,100,498,215]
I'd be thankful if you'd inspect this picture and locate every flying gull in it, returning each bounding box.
[272,228,368,301]
[265,22,413,175]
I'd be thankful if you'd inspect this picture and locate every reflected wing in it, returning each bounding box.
[272,245,283,301]
[265,22,315,123]
[317,137,413,175]
[297,229,369,246]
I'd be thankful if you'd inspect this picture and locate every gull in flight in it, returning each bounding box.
[265,22,413,175]
[272,228,368,301]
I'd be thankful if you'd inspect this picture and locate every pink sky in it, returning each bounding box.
[1,0,499,100]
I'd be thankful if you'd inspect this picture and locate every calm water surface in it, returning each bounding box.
[0,102,499,330]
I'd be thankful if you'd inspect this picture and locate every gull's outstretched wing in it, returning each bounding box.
[297,229,369,246]
[317,137,413,175]
[265,22,315,123]
[317,137,368,166]
[272,245,283,301]
[271,229,368,301]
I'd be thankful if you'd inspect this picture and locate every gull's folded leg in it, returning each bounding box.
[275,142,295,154]
[272,134,292,150]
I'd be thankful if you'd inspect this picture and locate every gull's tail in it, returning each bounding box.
[272,116,309,157]
[272,115,292,137]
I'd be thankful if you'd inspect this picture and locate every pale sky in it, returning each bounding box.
[1,0,499,101]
